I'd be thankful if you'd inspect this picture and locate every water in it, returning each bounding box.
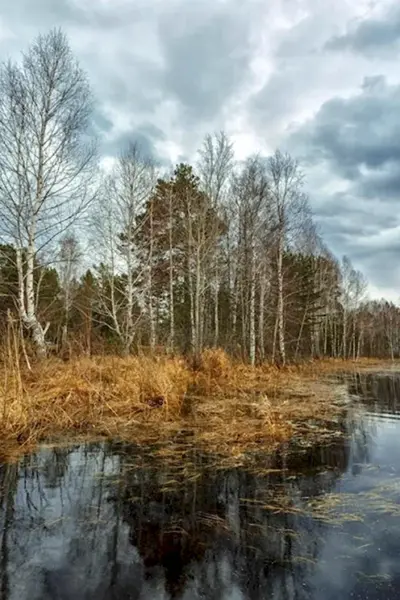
[1,373,400,599]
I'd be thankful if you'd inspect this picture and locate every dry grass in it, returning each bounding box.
[0,348,396,459]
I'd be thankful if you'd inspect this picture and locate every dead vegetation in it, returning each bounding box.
[0,347,396,459]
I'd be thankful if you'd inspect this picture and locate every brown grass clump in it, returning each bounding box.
[0,355,191,448]
[196,348,233,394]
[0,352,396,460]
[199,348,232,379]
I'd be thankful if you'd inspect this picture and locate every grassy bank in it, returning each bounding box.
[0,349,395,459]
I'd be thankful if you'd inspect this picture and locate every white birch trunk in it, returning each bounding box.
[21,237,47,358]
[258,266,266,363]
[277,235,286,365]
[272,312,278,364]
[148,199,156,352]
[168,190,175,353]
[342,309,347,359]
[352,315,356,361]
[213,261,219,347]
[187,229,196,355]
[356,320,363,360]
[124,227,134,356]
[194,243,202,359]
[249,248,256,366]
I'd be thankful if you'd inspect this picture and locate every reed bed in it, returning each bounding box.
[0,348,395,458]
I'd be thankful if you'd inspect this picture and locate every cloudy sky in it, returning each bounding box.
[0,0,399,299]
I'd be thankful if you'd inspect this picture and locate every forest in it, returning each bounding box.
[0,28,399,366]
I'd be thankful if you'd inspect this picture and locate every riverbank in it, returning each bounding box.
[0,350,396,459]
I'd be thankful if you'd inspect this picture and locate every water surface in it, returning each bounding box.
[1,373,400,599]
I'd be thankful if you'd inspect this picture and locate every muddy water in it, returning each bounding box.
[1,373,400,599]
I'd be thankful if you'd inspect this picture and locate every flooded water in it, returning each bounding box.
[1,373,400,599]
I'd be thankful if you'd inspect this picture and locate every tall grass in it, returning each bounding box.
[0,343,392,458]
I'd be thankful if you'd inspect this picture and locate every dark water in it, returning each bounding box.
[1,374,400,599]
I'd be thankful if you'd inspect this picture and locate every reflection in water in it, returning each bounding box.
[1,374,400,599]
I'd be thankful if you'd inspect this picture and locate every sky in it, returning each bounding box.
[0,0,399,300]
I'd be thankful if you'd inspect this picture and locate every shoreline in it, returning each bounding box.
[0,352,397,461]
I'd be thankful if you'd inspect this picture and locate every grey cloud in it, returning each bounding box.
[359,164,400,201]
[1,0,144,31]
[1,0,79,27]
[317,212,400,290]
[158,0,257,122]
[251,70,294,125]
[91,112,113,137]
[102,123,167,162]
[288,76,400,293]
[314,190,400,294]
[315,195,396,231]
[326,5,400,54]
[352,248,400,290]
[248,2,369,145]
[291,77,400,182]
[315,203,397,259]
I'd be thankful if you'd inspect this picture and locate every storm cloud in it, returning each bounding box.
[288,72,400,296]
[326,5,400,55]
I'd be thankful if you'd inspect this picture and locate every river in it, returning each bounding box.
[1,372,400,599]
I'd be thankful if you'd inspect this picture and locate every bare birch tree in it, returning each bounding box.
[147,195,157,352]
[0,29,97,357]
[167,184,175,352]
[382,301,398,360]
[340,255,356,359]
[184,177,208,359]
[347,266,367,360]
[92,144,155,354]
[197,132,234,346]
[267,150,307,366]
[232,157,270,365]
[58,233,81,348]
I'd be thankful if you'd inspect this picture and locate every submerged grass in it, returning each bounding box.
[0,348,396,459]
[307,481,400,524]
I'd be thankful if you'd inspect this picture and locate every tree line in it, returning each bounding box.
[0,28,398,363]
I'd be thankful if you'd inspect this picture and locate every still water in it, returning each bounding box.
[1,373,400,599]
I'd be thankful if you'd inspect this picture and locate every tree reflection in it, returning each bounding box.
[348,372,400,416]
[0,463,18,600]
